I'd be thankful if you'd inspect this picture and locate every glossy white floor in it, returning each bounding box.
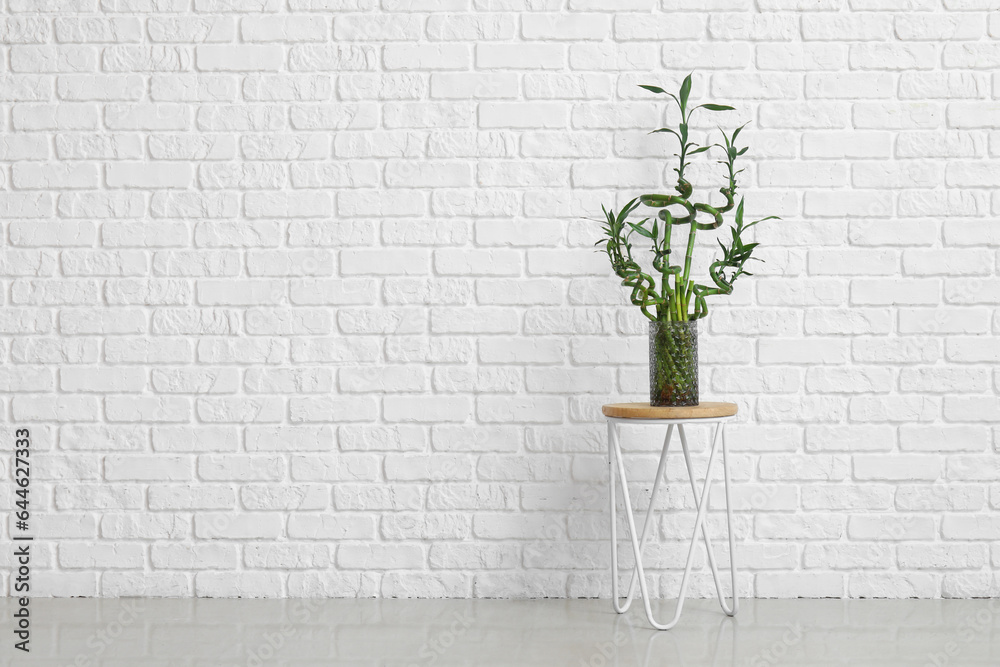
[2,597,997,666]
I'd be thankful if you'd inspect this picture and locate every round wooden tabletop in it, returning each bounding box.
[602,402,738,420]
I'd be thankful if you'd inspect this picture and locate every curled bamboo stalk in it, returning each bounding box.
[594,74,779,323]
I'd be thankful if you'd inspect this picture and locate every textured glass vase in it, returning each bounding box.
[649,320,699,407]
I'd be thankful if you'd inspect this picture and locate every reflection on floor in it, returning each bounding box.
[1,597,998,665]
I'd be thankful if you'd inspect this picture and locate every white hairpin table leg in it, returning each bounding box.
[678,424,738,617]
[609,421,674,614]
[608,417,738,630]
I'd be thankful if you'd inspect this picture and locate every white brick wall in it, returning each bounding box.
[3,1,999,599]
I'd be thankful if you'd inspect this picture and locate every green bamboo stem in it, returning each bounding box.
[659,214,673,322]
[682,221,697,297]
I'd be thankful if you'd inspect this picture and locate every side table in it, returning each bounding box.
[602,401,739,630]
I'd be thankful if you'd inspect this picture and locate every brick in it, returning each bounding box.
[245,76,331,103]
[13,163,98,190]
[289,45,376,71]
[851,279,940,306]
[896,485,985,511]
[196,105,284,132]
[524,14,609,40]
[245,367,332,392]
[246,425,334,451]
[152,426,238,452]
[384,396,471,423]
[105,103,189,130]
[199,163,285,189]
[243,15,326,42]
[290,453,379,482]
[853,103,943,129]
[30,124,96,152]
[849,515,936,541]
[56,485,144,510]
[426,14,516,41]
[151,543,236,569]
[152,193,237,219]
[148,17,234,43]
[850,396,940,423]
[150,74,236,102]
[154,308,237,336]
[243,135,328,160]
[196,45,282,71]
[757,44,846,71]
[848,573,938,599]
[11,45,97,73]
[851,44,937,70]
[14,396,97,422]
[899,368,989,395]
[290,396,377,423]
[480,43,565,70]
[477,396,564,424]
[290,103,378,130]
[338,544,424,569]
[943,396,1000,422]
[3,17,53,43]
[385,44,470,71]
[0,75,56,102]
[943,43,1000,69]
[899,190,986,217]
[810,249,897,276]
[942,515,1000,540]
[103,46,191,72]
[848,220,939,246]
[802,14,892,40]
[662,42,750,69]
[106,163,192,189]
[14,103,100,130]
[57,74,143,101]
[0,135,51,160]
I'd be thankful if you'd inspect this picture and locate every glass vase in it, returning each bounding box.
[649,320,699,407]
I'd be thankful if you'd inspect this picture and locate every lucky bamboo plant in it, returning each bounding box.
[596,75,777,323]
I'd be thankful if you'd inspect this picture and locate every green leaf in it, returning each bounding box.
[690,145,711,155]
[679,73,692,111]
[617,199,639,225]
[638,84,666,95]
[628,222,654,239]
[736,147,749,156]
[699,103,735,112]
[650,128,680,140]
[743,217,777,231]
[732,122,748,142]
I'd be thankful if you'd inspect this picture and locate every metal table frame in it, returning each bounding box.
[607,415,738,630]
